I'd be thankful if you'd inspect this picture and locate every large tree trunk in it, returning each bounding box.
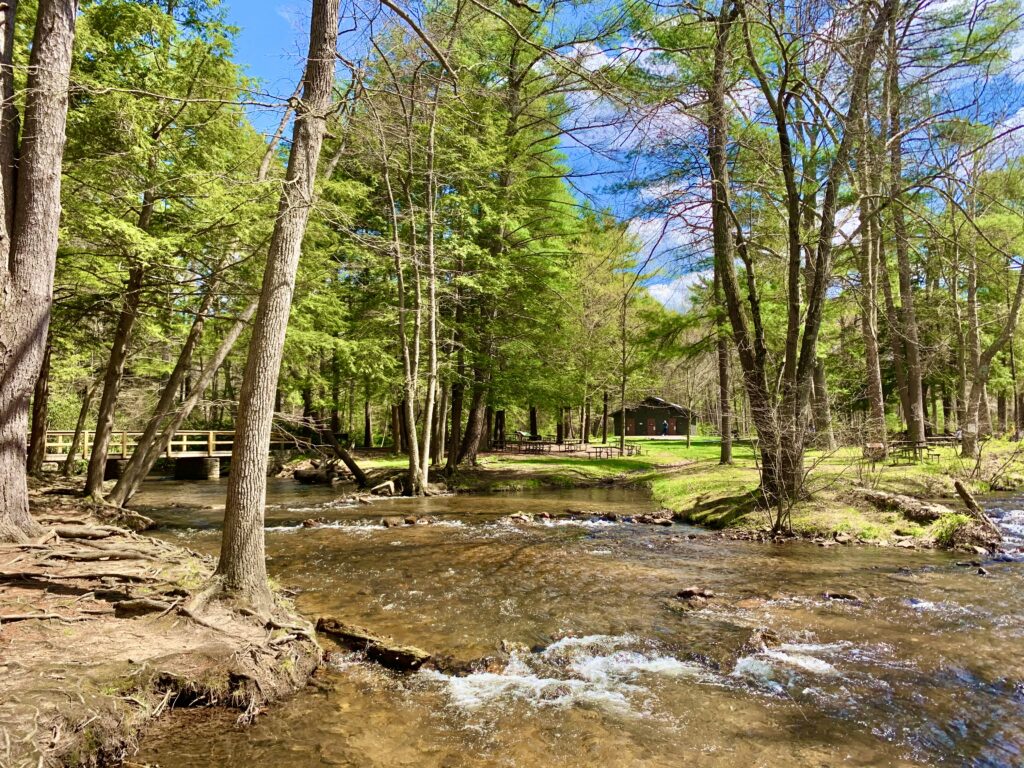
[214,0,339,612]
[0,0,77,542]
[27,341,52,476]
[85,265,145,498]
[714,269,732,464]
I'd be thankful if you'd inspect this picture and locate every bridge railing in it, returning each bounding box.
[41,430,296,462]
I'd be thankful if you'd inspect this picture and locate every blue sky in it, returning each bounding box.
[222,1,309,133]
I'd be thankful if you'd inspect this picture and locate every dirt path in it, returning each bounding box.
[0,492,319,767]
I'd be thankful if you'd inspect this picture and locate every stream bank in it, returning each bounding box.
[0,488,319,768]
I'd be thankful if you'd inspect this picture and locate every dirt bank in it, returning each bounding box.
[0,491,319,767]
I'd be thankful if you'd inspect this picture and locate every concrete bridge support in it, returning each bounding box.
[174,457,221,480]
[104,458,129,481]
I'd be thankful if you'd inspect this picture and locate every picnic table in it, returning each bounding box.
[889,440,940,464]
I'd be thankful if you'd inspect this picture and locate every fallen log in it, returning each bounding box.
[321,429,369,488]
[315,617,430,671]
[854,488,953,522]
[953,480,1003,541]
[294,463,338,485]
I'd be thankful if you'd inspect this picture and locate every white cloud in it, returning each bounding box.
[647,271,710,312]
[275,4,305,33]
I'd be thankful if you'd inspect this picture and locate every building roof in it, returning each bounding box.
[610,396,696,419]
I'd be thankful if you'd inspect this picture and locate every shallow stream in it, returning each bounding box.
[133,479,1024,767]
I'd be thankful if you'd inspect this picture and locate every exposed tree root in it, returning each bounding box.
[1,493,322,768]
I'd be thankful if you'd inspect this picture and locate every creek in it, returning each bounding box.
[131,479,1024,767]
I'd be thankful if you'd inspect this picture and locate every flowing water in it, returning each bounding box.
[132,479,1024,767]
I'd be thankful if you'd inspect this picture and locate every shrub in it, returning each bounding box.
[931,513,972,548]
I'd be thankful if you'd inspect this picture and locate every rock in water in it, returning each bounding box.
[677,587,715,600]
[635,512,673,526]
[822,591,863,602]
[315,617,430,671]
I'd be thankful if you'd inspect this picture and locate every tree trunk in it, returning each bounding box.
[712,267,732,463]
[63,380,98,477]
[457,383,486,465]
[106,286,217,507]
[363,397,372,448]
[493,408,505,449]
[857,134,887,447]
[601,392,609,444]
[481,405,493,453]
[529,405,538,440]
[432,385,447,463]
[812,357,836,449]
[27,341,51,476]
[942,389,953,435]
[0,0,77,542]
[330,351,340,433]
[399,398,411,456]
[108,301,257,505]
[85,265,145,498]
[391,404,403,452]
[887,15,926,446]
[214,0,339,612]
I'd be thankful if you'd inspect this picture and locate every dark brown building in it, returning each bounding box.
[611,397,696,437]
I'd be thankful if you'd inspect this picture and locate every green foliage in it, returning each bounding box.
[931,514,973,548]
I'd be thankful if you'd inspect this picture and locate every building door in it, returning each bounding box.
[625,418,634,435]
[668,418,677,435]
[646,417,656,435]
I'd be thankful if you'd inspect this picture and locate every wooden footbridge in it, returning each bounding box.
[42,430,294,478]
